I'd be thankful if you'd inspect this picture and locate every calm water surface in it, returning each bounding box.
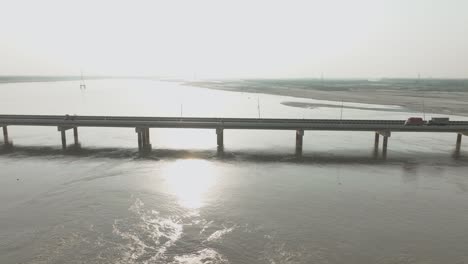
[1,80,468,263]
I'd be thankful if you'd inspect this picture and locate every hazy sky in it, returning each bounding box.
[1,0,467,78]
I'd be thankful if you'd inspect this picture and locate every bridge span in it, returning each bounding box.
[1,114,468,156]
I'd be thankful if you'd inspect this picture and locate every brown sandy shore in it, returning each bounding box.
[186,80,468,117]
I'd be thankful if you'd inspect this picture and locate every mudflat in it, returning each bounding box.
[187,79,468,116]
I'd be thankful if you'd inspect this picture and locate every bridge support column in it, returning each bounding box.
[61,130,67,150]
[216,128,224,150]
[374,133,380,149]
[456,133,463,152]
[141,130,145,147]
[73,127,81,148]
[2,126,13,148]
[136,128,151,153]
[382,136,389,157]
[144,128,151,152]
[2,126,8,144]
[137,130,143,151]
[376,131,391,158]
[3,126,13,148]
[296,129,304,156]
[58,126,78,150]
[373,133,380,157]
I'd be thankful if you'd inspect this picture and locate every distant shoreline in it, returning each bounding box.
[2,76,468,116]
[185,79,468,117]
[0,76,159,84]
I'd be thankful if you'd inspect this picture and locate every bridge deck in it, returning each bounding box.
[1,115,468,132]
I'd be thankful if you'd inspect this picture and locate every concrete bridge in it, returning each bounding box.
[1,114,468,156]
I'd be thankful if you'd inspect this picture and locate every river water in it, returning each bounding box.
[1,79,468,263]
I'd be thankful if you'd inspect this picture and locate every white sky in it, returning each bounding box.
[1,0,467,78]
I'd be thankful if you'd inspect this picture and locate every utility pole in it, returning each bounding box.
[340,100,344,120]
[422,92,426,121]
[257,97,261,118]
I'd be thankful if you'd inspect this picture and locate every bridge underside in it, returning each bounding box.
[2,125,466,158]
[2,115,468,156]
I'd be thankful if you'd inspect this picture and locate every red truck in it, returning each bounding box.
[404,117,425,126]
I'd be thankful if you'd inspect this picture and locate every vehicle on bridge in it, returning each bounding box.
[404,117,425,126]
[64,114,76,121]
[428,117,450,125]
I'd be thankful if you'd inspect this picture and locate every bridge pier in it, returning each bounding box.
[376,131,391,158]
[73,127,79,147]
[137,130,143,151]
[2,126,13,148]
[136,128,151,153]
[2,126,8,144]
[145,128,151,151]
[456,133,463,152]
[382,136,389,157]
[142,129,146,148]
[374,133,380,149]
[58,126,80,150]
[296,129,304,156]
[216,128,224,151]
[373,133,380,157]
[61,130,67,149]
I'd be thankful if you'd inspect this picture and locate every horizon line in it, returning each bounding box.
[1,75,468,81]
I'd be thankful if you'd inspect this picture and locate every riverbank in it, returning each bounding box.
[186,79,468,116]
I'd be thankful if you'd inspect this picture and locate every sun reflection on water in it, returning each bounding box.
[163,159,217,209]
